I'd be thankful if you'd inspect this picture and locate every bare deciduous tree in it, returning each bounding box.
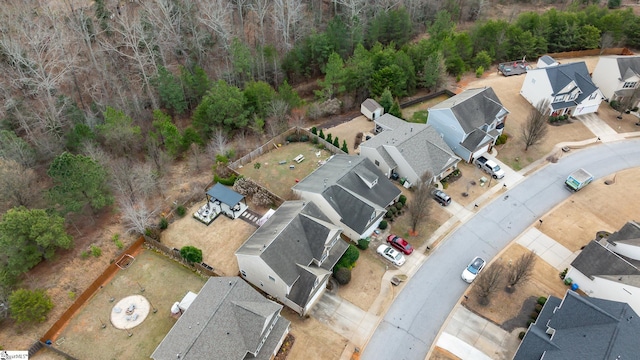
[506,251,537,292]
[119,199,159,235]
[474,262,505,306]
[108,158,157,203]
[266,99,290,137]
[206,129,231,159]
[0,159,40,211]
[273,0,306,50]
[521,99,550,151]
[140,0,188,64]
[407,171,433,234]
[198,0,234,48]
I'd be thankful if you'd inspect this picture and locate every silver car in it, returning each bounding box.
[377,244,406,266]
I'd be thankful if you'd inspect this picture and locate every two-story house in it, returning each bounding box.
[292,155,401,241]
[520,61,603,116]
[428,87,509,163]
[235,200,348,316]
[592,55,640,109]
[359,114,460,185]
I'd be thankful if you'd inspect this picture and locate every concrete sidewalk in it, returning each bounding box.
[516,228,578,271]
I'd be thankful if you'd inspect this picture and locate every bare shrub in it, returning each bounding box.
[474,262,505,306]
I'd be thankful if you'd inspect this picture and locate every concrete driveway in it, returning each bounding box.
[361,139,640,360]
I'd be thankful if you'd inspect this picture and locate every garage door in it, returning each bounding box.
[574,104,599,116]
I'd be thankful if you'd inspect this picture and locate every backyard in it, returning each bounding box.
[160,203,259,276]
[53,250,207,360]
[236,141,335,199]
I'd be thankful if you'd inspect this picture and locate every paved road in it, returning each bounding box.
[362,139,640,360]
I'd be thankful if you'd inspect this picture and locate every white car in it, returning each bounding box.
[377,244,406,266]
[461,257,486,283]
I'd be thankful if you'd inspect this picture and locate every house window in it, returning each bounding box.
[320,251,328,263]
[240,270,247,277]
[313,278,320,289]
[553,95,564,103]
[269,275,275,282]
[260,281,264,287]
[374,160,380,166]
[589,92,598,100]
[623,81,637,89]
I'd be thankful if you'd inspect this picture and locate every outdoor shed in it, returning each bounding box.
[361,98,383,120]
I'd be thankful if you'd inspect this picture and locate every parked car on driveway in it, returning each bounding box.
[461,256,486,283]
[387,234,414,255]
[377,244,406,266]
[431,189,451,206]
[475,156,505,179]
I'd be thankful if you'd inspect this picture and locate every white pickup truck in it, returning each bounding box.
[475,156,505,179]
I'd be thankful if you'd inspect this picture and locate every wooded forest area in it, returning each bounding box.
[1,0,640,332]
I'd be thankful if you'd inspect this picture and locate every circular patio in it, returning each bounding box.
[110,295,150,329]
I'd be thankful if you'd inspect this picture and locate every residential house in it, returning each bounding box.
[565,221,640,314]
[359,114,460,185]
[536,55,559,69]
[428,87,509,163]
[361,98,384,121]
[514,290,640,360]
[235,200,348,316]
[520,61,603,116]
[151,277,290,360]
[592,55,640,109]
[292,155,401,241]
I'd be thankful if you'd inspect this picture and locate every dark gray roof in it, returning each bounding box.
[616,56,640,81]
[206,183,243,207]
[460,129,493,153]
[514,290,640,360]
[236,201,343,284]
[543,62,598,107]
[430,87,509,134]
[606,221,640,246]
[292,155,401,233]
[570,240,640,287]
[360,120,460,178]
[539,55,557,65]
[362,98,382,112]
[151,277,290,360]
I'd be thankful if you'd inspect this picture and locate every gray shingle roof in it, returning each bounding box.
[361,120,460,178]
[543,62,598,106]
[292,155,401,233]
[539,55,557,65]
[514,290,640,360]
[571,240,640,287]
[616,56,640,81]
[460,129,492,153]
[606,221,640,246]
[430,87,508,134]
[362,98,382,113]
[151,277,289,360]
[375,113,407,131]
[236,201,342,284]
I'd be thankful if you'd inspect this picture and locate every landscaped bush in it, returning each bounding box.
[336,244,360,269]
[530,312,539,320]
[90,245,102,257]
[535,304,543,312]
[395,202,403,210]
[311,127,317,135]
[357,238,370,250]
[180,245,203,264]
[300,135,309,142]
[389,207,397,215]
[385,210,393,218]
[527,319,535,326]
[159,217,169,230]
[214,173,238,186]
[145,227,160,240]
[496,134,508,145]
[518,331,526,340]
[610,100,620,110]
[176,205,186,217]
[399,195,407,205]
[475,66,484,78]
[334,267,351,285]
[379,220,388,230]
[537,296,548,305]
[326,133,333,143]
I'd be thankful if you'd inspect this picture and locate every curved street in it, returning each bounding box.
[361,138,640,360]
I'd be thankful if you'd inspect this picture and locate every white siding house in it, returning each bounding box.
[520,61,603,116]
[359,115,460,185]
[428,87,508,163]
[592,55,640,109]
[235,201,348,316]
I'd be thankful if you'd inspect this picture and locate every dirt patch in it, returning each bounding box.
[442,162,493,207]
[320,115,375,154]
[429,346,462,360]
[236,142,334,199]
[337,250,386,311]
[52,250,207,360]
[281,307,348,360]
[160,204,258,276]
[593,103,640,134]
[539,168,640,252]
[462,243,567,327]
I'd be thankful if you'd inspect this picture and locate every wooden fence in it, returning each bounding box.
[546,47,634,59]
[143,236,220,277]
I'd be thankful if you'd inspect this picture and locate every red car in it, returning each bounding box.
[386,234,414,255]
